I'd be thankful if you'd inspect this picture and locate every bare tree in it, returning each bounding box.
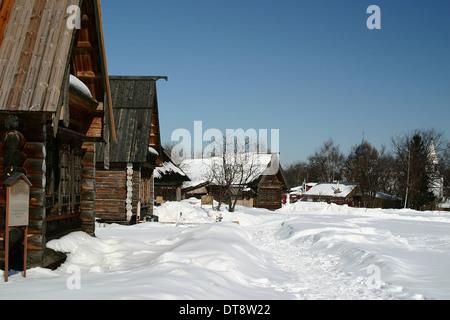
[204,152,266,212]
[307,138,344,182]
[284,161,309,188]
[203,134,269,212]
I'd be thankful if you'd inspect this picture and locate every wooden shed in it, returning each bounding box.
[154,148,190,203]
[95,76,167,223]
[0,0,115,265]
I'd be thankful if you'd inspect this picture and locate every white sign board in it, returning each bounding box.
[8,179,30,227]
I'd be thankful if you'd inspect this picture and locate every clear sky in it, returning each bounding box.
[101,0,450,166]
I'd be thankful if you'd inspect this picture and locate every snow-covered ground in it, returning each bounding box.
[1,199,449,300]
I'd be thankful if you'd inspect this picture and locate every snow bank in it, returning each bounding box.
[276,201,450,299]
[1,199,449,300]
[154,198,217,223]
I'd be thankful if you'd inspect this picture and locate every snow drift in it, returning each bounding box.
[0,199,449,300]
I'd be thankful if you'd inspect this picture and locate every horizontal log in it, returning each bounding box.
[82,142,95,153]
[29,207,46,220]
[28,173,45,189]
[80,210,95,221]
[30,188,45,208]
[82,166,95,179]
[96,171,127,178]
[27,234,46,251]
[80,202,95,210]
[23,158,45,174]
[81,190,96,201]
[81,179,95,191]
[23,142,46,159]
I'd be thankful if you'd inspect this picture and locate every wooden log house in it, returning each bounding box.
[95,76,167,223]
[0,0,115,265]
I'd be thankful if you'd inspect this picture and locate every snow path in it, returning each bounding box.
[245,216,419,300]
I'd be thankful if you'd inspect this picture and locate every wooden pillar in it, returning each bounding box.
[81,141,96,235]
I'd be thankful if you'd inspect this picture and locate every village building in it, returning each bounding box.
[95,76,167,223]
[180,153,287,210]
[0,0,115,265]
[154,147,190,204]
[303,182,363,207]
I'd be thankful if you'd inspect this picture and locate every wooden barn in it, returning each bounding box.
[0,0,115,265]
[95,76,167,223]
[181,153,287,210]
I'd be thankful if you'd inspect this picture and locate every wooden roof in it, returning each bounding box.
[97,76,167,164]
[154,148,190,184]
[0,0,115,140]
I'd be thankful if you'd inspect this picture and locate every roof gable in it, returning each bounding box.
[97,76,167,164]
[0,0,114,139]
[0,0,80,112]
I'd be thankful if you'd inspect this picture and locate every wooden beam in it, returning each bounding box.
[94,0,116,143]
[0,0,14,47]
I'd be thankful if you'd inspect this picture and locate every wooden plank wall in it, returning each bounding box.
[0,114,48,262]
[95,167,127,221]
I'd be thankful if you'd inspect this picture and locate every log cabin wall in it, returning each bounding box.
[94,164,154,223]
[0,114,57,261]
[80,141,96,235]
[0,114,47,261]
[95,76,167,222]
[95,165,127,222]
[0,0,114,266]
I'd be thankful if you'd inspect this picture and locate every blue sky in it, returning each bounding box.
[101,0,450,166]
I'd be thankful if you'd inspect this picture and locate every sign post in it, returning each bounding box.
[4,173,32,282]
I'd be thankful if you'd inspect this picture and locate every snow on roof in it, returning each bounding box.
[70,75,93,98]
[148,147,159,156]
[180,153,276,189]
[154,160,187,180]
[304,182,359,198]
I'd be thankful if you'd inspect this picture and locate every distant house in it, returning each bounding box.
[371,192,402,209]
[0,0,115,264]
[154,148,190,203]
[304,182,363,207]
[181,153,287,210]
[284,182,317,204]
[95,76,167,223]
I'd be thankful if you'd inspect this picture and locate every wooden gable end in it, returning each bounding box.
[0,0,81,113]
[0,0,114,142]
[97,76,167,166]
